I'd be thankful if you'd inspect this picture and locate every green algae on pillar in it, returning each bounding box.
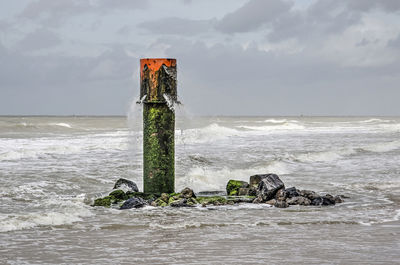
[140,58,177,194]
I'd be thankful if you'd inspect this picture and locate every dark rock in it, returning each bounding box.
[286,196,311,206]
[334,195,343,204]
[197,191,225,196]
[180,187,196,198]
[248,187,257,196]
[226,180,249,196]
[252,195,263,204]
[300,190,320,200]
[109,189,128,201]
[113,178,139,192]
[284,187,300,198]
[120,197,147,209]
[275,188,286,201]
[274,200,289,208]
[256,174,285,201]
[322,194,336,206]
[265,199,276,205]
[250,174,268,187]
[238,187,250,196]
[310,197,323,206]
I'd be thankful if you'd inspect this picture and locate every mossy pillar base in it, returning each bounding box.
[143,103,175,194]
[140,58,177,194]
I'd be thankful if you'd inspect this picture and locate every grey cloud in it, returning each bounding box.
[0,45,138,115]
[388,34,400,48]
[215,0,292,33]
[163,39,400,115]
[15,28,61,52]
[20,0,148,25]
[268,0,360,42]
[138,17,214,36]
[346,0,400,12]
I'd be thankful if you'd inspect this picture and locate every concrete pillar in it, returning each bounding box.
[140,58,177,194]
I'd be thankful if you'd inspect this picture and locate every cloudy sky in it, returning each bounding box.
[1,0,400,116]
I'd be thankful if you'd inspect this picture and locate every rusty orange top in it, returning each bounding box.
[140,58,176,79]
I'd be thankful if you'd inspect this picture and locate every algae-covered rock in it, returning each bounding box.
[170,198,192,207]
[120,197,147,210]
[160,193,169,202]
[126,192,157,202]
[180,187,196,198]
[153,198,168,207]
[109,189,128,201]
[197,196,228,206]
[113,178,139,192]
[226,180,249,196]
[93,196,113,207]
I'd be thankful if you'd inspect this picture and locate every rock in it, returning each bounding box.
[180,187,196,198]
[154,198,168,207]
[275,188,286,201]
[284,187,300,198]
[109,189,128,201]
[93,196,113,207]
[274,200,289,208]
[286,196,311,206]
[265,199,276,205]
[113,178,139,192]
[150,201,157,207]
[252,195,263,204]
[248,187,257,196]
[300,190,320,200]
[126,192,157,203]
[197,196,228,205]
[250,174,267,187]
[322,194,336,206]
[238,188,250,196]
[226,180,249,196]
[170,198,193,207]
[310,197,323,206]
[160,193,169,202]
[256,174,285,201]
[120,197,147,209]
[334,195,343,203]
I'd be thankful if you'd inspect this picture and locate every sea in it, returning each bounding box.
[0,114,399,264]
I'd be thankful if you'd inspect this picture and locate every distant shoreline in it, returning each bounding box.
[0,115,399,118]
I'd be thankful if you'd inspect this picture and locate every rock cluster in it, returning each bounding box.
[92,175,344,210]
[230,173,344,208]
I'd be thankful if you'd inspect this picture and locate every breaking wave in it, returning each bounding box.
[177,123,240,144]
[0,195,93,233]
[176,161,289,192]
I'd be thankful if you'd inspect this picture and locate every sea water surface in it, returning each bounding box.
[0,115,399,264]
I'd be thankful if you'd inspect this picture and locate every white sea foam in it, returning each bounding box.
[263,119,292,123]
[52,123,72,128]
[0,196,93,233]
[361,140,400,153]
[238,123,305,132]
[359,118,393,123]
[294,148,357,163]
[177,123,240,144]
